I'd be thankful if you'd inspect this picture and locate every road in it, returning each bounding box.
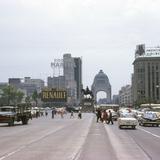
[0,113,160,160]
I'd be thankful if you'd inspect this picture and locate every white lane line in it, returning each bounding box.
[138,127,160,139]
[104,125,150,160]
[0,126,64,160]
[69,115,94,160]
[0,146,25,160]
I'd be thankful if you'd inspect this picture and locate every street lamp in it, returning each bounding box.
[156,85,159,103]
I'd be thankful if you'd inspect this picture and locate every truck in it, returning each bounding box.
[0,105,32,126]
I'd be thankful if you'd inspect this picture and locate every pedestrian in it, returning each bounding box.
[45,111,48,117]
[70,111,74,118]
[103,110,108,124]
[96,109,101,123]
[52,109,55,119]
[78,110,82,119]
[107,110,113,124]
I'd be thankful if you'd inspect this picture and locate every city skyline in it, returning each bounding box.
[1,0,160,95]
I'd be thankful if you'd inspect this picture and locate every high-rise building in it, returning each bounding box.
[47,76,65,89]
[47,54,82,106]
[74,57,82,104]
[132,44,160,105]
[63,54,77,105]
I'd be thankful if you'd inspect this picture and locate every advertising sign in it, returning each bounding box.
[41,89,67,102]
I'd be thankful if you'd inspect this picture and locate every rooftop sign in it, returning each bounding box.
[41,89,67,102]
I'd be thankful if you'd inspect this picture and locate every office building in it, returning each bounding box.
[132,44,160,105]
[119,85,132,107]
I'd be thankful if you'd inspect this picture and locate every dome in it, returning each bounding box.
[95,70,109,80]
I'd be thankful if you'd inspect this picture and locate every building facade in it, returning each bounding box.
[119,85,132,107]
[63,54,77,105]
[24,77,44,93]
[132,44,160,105]
[48,54,82,106]
[91,70,111,104]
[74,57,82,104]
[47,76,65,89]
[8,77,44,96]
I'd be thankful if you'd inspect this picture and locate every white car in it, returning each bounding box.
[118,112,138,129]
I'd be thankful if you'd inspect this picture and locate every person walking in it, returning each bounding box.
[45,111,48,117]
[52,108,55,119]
[103,110,108,124]
[107,110,113,124]
[78,110,82,119]
[70,111,74,118]
[96,109,101,123]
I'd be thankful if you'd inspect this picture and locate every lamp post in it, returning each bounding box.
[156,85,159,103]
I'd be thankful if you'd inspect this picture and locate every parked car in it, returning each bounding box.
[118,112,138,129]
[138,111,160,127]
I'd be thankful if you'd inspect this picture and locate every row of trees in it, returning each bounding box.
[0,85,39,106]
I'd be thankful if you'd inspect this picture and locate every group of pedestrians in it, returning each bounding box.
[96,109,113,124]
[70,110,82,119]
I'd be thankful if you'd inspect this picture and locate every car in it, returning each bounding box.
[118,112,138,129]
[138,111,160,127]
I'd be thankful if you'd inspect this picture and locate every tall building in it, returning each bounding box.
[47,54,82,106]
[63,54,77,105]
[132,44,160,105]
[74,57,82,104]
[47,76,65,89]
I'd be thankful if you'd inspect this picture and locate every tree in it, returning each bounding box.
[25,96,31,104]
[0,85,24,106]
[2,85,16,105]
[16,91,24,105]
[32,90,38,107]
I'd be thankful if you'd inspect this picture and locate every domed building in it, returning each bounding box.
[91,70,111,103]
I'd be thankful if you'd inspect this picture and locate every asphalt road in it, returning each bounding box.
[0,113,160,160]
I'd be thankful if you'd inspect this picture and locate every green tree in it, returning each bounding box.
[32,90,38,106]
[25,96,31,104]
[0,85,24,106]
[2,85,16,105]
[16,91,24,105]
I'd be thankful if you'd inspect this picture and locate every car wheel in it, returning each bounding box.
[132,126,136,129]
[8,118,14,126]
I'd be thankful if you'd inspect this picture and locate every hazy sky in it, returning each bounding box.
[0,0,160,95]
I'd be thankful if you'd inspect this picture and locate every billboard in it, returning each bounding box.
[41,89,67,102]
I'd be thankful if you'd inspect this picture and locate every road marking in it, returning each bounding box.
[104,125,150,160]
[0,146,25,160]
[138,127,160,139]
[0,126,64,160]
[69,116,94,160]
[90,133,101,136]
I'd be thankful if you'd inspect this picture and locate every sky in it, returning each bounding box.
[0,0,160,95]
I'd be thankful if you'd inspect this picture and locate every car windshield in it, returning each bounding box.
[121,112,135,118]
[0,108,13,112]
[143,112,158,119]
